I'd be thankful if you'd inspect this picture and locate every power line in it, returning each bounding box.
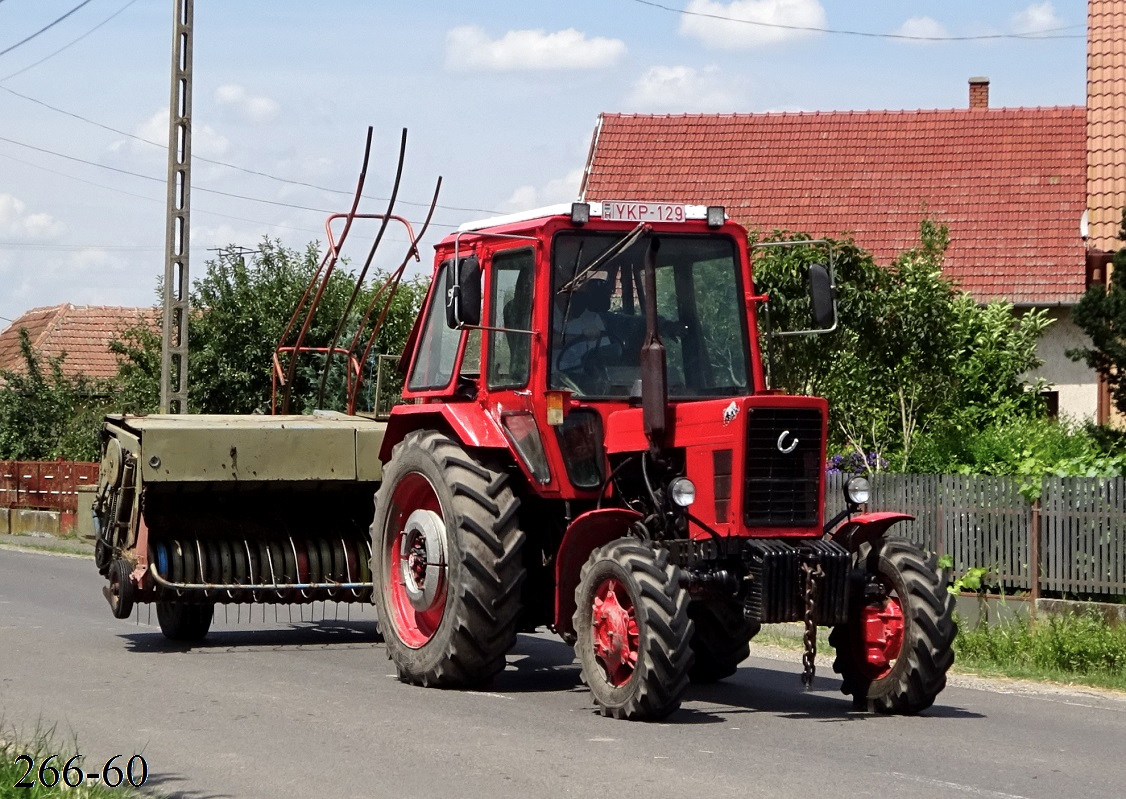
[0,132,459,231]
[0,0,97,59]
[0,241,160,251]
[630,0,1085,41]
[0,0,140,82]
[0,150,327,236]
[0,84,502,216]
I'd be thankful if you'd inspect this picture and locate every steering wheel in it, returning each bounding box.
[555,330,628,395]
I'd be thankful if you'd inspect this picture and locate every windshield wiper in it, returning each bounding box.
[558,222,648,294]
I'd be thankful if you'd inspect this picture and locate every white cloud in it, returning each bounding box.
[66,247,116,275]
[1012,3,1064,35]
[501,168,584,212]
[0,193,63,239]
[213,84,280,124]
[893,16,949,41]
[626,65,740,112]
[445,26,626,71]
[679,0,826,49]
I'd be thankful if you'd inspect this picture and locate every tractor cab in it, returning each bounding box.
[395,201,766,500]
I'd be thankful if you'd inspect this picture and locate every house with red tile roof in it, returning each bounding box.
[581,0,1126,424]
[581,85,1098,420]
[0,304,157,384]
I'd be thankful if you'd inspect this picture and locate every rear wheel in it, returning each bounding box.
[372,430,525,688]
[156,601,214,642]
[573,539,693,720]
[829,537,955,714]
[687,600,758,683]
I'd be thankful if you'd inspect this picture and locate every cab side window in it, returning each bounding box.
[408,262,462,391]
[488,249,535,389]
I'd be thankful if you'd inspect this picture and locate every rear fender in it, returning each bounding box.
[553,508,643,636]
[830,511,915,552]
[380,404,508,461]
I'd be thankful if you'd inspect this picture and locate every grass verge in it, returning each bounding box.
[1,722,152,798]
[953,610,1126,692]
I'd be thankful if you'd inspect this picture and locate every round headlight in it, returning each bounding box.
[845,475,871,506]
[669,477,696,508]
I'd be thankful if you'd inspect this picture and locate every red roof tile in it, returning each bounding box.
[1087,0,1126,252]
[0,304,159,382]
[582,108,1087,305]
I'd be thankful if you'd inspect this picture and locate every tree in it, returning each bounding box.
[0,329,104,461]
[110,238,428,415]
[1069,208,1126,416]
[107,322,162,415]
[753,219,1051,470]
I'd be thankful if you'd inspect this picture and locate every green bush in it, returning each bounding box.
[908,416,1126,491]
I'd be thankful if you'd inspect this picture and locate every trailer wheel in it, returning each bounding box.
[156,601,214,642]
[372,430,525,688]
[108,559,135,620]
[687,600,758,683]
[829,537,955,714]
[573,538,693,720]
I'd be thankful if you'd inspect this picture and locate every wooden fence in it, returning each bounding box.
[827,473,1126,599]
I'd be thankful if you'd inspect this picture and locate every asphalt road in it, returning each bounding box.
[2,546,1125,799]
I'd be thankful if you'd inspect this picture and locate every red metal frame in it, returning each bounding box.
[272,128,439,416]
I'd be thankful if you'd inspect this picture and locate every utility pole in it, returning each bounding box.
[160,0,193,413]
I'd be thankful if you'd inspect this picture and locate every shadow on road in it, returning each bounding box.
[494,633,584,694]
[119,619,383,653]
[144,771,233,799]
[677,665,986,724]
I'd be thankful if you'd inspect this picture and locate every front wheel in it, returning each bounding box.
[573,539,693,720]
[829,537,955,714]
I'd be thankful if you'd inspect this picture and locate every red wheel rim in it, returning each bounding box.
[384,473,447,648]
[590,576,639,686]
[857,584,905,680]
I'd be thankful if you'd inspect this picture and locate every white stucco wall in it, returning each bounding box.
[1024,306,1099,421]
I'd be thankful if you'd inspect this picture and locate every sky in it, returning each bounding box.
[0,0,1090,325]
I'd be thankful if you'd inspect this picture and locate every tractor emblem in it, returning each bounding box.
[722,400,738,426]
[776,431,799,454]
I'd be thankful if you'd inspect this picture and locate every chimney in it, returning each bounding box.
[969,76,989,109]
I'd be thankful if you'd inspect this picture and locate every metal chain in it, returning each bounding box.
[801,560,824,689]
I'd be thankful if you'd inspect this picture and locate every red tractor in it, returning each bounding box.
[372,200,956,719]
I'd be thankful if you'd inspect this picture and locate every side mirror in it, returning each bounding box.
[808,263,836,330]
[445,256,481,328]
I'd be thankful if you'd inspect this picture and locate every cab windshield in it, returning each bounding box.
[549,231,750,399]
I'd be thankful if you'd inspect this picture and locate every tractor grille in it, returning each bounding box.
[743,408,823,528]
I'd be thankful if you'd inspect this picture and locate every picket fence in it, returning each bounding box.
[826,473,1126,599]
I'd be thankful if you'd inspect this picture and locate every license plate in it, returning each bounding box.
[601,201,686,223]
